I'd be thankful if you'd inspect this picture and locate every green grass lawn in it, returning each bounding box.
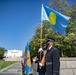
[0,61,16,70]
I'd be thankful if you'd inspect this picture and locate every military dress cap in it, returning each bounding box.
[46,37,55,43]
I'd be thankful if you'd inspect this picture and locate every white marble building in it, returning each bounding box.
[5,49,22,58]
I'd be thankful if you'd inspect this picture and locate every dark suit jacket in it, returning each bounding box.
[46,47,60,75]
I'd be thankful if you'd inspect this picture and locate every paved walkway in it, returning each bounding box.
[0,62,22,75]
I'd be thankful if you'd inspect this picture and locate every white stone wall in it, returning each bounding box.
[3,57,22,61]
[33,58,76,75]
[60,58,76,75]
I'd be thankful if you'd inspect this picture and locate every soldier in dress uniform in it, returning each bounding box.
[33,44,46,75]
[45,37,60,75]
[36,47,46,75]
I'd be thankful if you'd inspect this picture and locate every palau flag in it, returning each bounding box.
[41,4,71,35]
[25,42,32,75]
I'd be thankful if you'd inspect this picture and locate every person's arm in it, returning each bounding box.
[53,48,60,75]
[33,56,39,63]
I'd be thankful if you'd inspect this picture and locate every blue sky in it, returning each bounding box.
[0,0,76,52]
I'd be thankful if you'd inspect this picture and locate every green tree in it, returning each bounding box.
[64,4,76,57]
[30,0,76,57]
[0,47,7,59]
[49,0,76,57]
[67,4,76,34]
[49,0,71,15]
[30,21,52,58]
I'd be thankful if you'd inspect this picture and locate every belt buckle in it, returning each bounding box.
[46,62,52,65]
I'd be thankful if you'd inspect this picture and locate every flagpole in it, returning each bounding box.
[40,4,43,61]
[40,21,42,48]
[40,21,42,61]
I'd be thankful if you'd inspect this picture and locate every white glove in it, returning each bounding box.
[38,48,43,52]
[39,62,43,67]
[33,59,36,62]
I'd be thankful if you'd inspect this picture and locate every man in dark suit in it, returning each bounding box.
[45,37,60,75]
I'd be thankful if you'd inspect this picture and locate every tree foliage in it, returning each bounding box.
[49,0,71,15]
[30,21,51,58]
[30,0,76,57]
[0,47,7,59]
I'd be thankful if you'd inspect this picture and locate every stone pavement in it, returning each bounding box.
[0,61,22,75]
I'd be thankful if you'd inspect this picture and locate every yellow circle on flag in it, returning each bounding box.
[49,12,56,25]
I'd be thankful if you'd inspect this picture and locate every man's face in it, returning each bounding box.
[48,42,53,47]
